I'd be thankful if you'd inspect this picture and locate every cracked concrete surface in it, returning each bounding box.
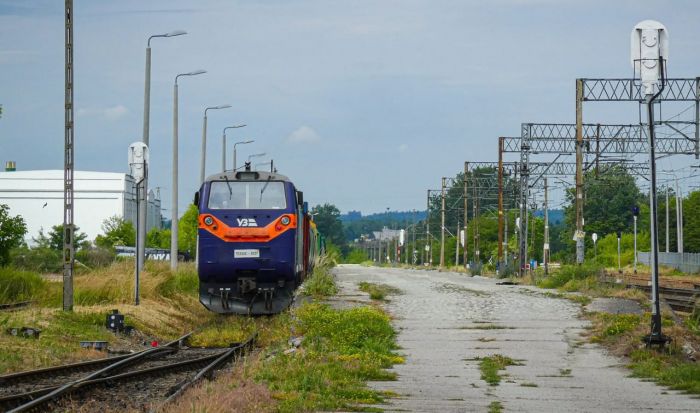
[333,264,699,412]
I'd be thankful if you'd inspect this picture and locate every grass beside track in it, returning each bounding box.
[168,260,403,413]
[530,264,700,396]
[0,261,210,374]
[300,255,339,298]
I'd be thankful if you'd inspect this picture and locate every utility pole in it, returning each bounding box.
[544,178,549,276]
[473,176,480,273]
[575,78,585,264]
[171,78,179,270]
[426,190,431,266]
[412,210,416,265]
[455,219,460,267]
[518,154,529,276]
[63,0,75,312]
[504,208,509,267]
[439,177,446,269]
[676,179,683,253]
[666,186,670,253]
[463,162,469,270]
[530,193,536,271]
[497,139,504,266]
[633,206,639,274]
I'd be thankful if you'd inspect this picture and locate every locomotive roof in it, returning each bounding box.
[204,169,292,183]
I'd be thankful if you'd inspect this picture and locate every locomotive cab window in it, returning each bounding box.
[208,181,287,210]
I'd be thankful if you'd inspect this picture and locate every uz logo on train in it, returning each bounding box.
[236,218,258,227]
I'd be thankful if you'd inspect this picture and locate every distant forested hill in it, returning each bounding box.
[341,210,427,241]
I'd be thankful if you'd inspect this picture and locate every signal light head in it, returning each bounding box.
[204,216,214,226]
[280,216,291,226]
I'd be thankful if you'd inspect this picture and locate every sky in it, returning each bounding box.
[1,0,699,216]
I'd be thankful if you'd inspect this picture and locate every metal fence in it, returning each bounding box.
[638,252,700,274]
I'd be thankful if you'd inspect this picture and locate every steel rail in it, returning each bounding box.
[6,332,192,413]
[1,351,221,411]
[158,332,257,409]
[600,275,699,313]
[0,301,32,311]
[0,332,189,386]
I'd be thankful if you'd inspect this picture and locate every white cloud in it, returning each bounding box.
[398,144,408,153]
[287,125,321,143]
[76,105,128,121]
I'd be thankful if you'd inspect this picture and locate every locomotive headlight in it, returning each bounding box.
[204,216,214,226]
[280,216,291,226]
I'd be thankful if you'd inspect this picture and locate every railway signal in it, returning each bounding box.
[632,20,670,348]
[129,142,149,305]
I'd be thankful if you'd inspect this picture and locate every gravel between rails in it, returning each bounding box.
[0,348,219,399]
[53,348,229,413]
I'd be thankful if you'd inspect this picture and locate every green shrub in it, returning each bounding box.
[302,258,338,298]
[157,266,199,298]
[10,247,62,273]
[592,232,650,267]
[75,247,116,269]
[343,248,368,264]
[0,267,45,303]
[537,263,603,289]
[596,313,642,338]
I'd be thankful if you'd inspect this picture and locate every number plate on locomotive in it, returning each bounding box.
[234,249,260,258]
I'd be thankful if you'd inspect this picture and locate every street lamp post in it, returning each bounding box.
[140,29,186,272]
[255,161,273,172]
[233,139,254,171]
[200,105,231,183]
[221,125,247,171]
[172,69,206,271]
[247,153,267,169]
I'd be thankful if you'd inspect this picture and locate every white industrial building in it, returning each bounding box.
[0,169,162,243]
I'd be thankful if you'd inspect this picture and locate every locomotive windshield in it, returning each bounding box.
[208,181,287,210]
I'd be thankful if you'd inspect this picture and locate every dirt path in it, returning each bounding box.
[334,264,699,413]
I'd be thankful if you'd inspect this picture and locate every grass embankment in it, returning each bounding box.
[2,256,403,412]
[588,311,700,394]
[0,261,211,374]
[169,260,403,413]
[358,282,402,301]
[301,255,339,298]
[532,263,700,395]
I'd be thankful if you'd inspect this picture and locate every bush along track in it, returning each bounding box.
[532,264,700,396]
[166,258,403,413]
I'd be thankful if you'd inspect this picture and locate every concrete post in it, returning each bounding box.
[171,81,179,271]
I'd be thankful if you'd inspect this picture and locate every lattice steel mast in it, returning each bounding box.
[63,0,75,311]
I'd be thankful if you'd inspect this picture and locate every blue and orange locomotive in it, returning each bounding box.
[194,164,322,315]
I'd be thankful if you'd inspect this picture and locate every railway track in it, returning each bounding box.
[601,274,699,313]
[0,301,31,311]
[1,332,256,412]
